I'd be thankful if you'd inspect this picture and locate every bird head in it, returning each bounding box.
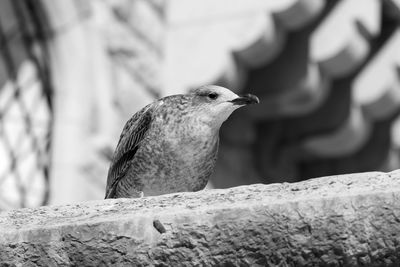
[191,85,259,127]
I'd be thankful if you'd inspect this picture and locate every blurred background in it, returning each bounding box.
[1,0,400,209]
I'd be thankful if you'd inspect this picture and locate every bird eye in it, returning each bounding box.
[208,93,218,100]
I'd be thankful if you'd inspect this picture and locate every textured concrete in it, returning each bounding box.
[1,170,400,266]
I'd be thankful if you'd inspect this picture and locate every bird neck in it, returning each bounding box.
[195,111,231,130]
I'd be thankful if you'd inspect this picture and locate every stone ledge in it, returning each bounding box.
[1,170,400,266]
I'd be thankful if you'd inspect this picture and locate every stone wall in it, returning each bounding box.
[1,170,399,265]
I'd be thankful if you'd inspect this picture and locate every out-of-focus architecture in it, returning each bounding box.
[0,0,52,209]
[44,0,165,205]
[0,0,165,208]
[166,0,400,188]
[0,0,400,208]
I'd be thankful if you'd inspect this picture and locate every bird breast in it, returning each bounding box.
[137,117,219,195]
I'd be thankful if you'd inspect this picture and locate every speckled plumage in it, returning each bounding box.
[105,85,259,199]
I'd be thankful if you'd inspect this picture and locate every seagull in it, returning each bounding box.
[105,85,259,199]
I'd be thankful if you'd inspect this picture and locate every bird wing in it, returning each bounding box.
[105,103,154,199]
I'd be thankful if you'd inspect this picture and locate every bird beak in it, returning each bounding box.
[230,94,260,105]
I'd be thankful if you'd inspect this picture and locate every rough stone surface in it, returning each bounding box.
[1,170,400,266]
